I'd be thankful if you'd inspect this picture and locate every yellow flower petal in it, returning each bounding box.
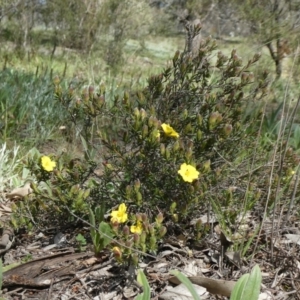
[41,156,56,172]
[130,221,143,234]
[161,123,179,138]
[110,203,128,223]
[178,163,199,183]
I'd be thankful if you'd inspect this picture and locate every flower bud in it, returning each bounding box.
[142,125,148,139]
[125,239,133,250]
[203,160,211,172]
[123,225,130,237]
[131,253,139,266]
[192,178,200,190]
[172,213,178,222]
[196,130,202,141]
[153,118,160,129]
[209,112,222,130]
[182,109,188,119]
[223,124,233,136]
[136,213,142,222]
[185,147,193,160]
[149,224,155,236]
[241,72,248,84]
[53,75,60,85]
[140,109,147,120]
[100,83,106,94]
[140,232,146,244]
[216,113,223,123]
[188,185,195,193]
[125,185,132,199]
[140,213,147,223]
[136,191,142,205]
[248,72,254,81]
[82,89,89,103]
[111,221,119,232]
[133,233,140,246]
[173,140,179,152]
[160,144,165,156]
[148,116,154,127]
[96,95,105,109]
[165,148,170,160]
[149,236,157,251]
[133,107,140,119]
[134,179,141,192]
[215,167,222,177]
[253,53,261,62]
[112,246,122,261]
[185,123,192,133]
[170,202,177,214]
[197,114,203,125]
[159,226,167,238]
[195,219,202,231]
[151,129,160,142]
[88,85,94,96]
[156,212,164,224]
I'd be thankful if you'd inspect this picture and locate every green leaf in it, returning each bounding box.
[170,270,201,300]
[230,274,249,300]
[230,265,261,300]
[89,207,96,227]
[80,135,88,153]
[95,205,105,223]
[76,233,87,245]
[99,221,113,248]
[136,269,150,300]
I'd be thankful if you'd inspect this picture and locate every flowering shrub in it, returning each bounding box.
[13,35,281,262]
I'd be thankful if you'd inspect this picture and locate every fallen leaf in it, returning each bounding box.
[160,283,209,300]
[169,275,236,297]
[82,256,98,266]
[285,234,300,245]
[6,183,32,199]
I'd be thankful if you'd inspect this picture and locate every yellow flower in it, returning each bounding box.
[161,123,179,138]
[41,156,56,172]
[178,163,199,183]
[111,203,128,223]
[130,221,143,234]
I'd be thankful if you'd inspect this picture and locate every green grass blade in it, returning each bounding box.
[136,269,151,300]
[170,270,201,300]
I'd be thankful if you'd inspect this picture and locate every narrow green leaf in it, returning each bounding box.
[95,205,105,223]
[230,274,249,300]
[230,265,261,300]
[242,265,262,300]
[136,269,150,300]
[170,270,201,300]
[80,135,88,153]
[89,207,96,227]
